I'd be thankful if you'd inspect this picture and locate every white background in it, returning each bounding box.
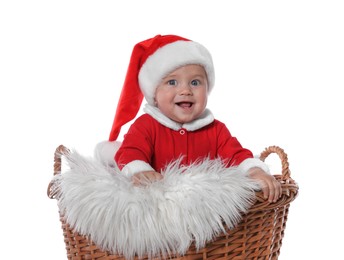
[1,1,343,259]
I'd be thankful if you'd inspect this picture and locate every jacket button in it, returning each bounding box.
[179,129,185,135]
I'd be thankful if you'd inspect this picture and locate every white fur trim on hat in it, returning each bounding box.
[138,40,215,105]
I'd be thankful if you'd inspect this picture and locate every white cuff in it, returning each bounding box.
[122,160,155,177]
[238,158,270,174]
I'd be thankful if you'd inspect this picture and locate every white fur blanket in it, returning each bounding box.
[52,150,259,259]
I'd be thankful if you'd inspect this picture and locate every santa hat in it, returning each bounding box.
[109,34,215,141]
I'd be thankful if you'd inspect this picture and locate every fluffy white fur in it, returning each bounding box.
[52,150,260,259]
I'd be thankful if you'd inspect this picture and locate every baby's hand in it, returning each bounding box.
[248,167,282,203]
[131,171,162,186]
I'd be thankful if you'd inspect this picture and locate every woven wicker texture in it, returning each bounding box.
[48,145,298,260]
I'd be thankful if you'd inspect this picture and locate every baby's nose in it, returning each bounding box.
[179,83,192,95]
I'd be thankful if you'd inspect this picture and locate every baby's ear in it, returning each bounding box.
[94,141,122,167]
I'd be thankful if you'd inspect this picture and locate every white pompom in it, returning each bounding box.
[94,140,122,167]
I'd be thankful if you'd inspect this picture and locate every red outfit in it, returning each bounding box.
[115,113,253,173]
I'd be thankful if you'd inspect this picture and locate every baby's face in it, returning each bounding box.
[154,64,208,124]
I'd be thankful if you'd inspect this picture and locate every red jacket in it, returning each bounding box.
[115,113,254,173]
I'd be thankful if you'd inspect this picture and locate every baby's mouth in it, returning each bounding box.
[176,102,193,108]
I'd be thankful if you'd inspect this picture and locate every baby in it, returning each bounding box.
[108,34,281,203]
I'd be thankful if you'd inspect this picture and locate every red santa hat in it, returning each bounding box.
[109,34,215,141]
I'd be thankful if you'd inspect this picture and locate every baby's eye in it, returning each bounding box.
[167,79,177,86]
[191,79,201,86]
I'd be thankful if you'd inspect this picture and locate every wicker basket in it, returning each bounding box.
[48,145,298,260]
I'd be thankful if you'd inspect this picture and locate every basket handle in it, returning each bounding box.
[47,145,69,199]
[259,145,291,181]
